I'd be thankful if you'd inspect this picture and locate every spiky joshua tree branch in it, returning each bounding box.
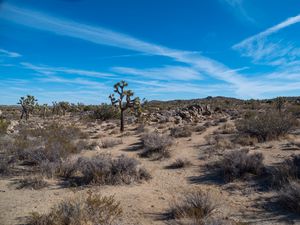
[109,80,140,132]
[18,95,37,120]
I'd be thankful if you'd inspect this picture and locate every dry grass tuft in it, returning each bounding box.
[26,192,122,225]
[101,138,123,148]
[169,190,217,222]
[167,158,192,169]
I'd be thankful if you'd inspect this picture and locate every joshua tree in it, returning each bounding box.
[18,95,37,120]
[275,97,285,112]
[109,80,140,132]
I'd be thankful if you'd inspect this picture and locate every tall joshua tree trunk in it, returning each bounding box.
[120,109,124,132]
[109,80,140,132]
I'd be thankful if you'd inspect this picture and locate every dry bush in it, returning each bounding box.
[141,132,173,159]
[167,158,192,169]
[214,136,234,150]
[194,125,207,133]
[233,135,258,146]
[215,123,236,135]
[170,126,192,138]
[169,191,217,223]
[0,119,9,135]
[215,149,264,182]
[101,138,123,148]
[0,155,12,176]
[14,122,86,165]
[236,111,296,142]
[277,181,300,214]
[267,155,300,188]
[60,154,151,186]
[135,123,146,134]
[27,192,122,225]
[16,176,48,190]
[90,104,119,121]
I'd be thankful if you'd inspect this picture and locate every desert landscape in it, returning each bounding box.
[1,1,300,224]
[1,92,300,225]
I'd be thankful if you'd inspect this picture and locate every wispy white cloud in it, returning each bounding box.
[220,0,255,23]
[2,3,299,99]
[233,13,300,66]
[0,3,252,96]
[21,62,115,78]
[234,13,300,49]
[113,65,203,81]
[0,48,22,58]
[36,75,109,90]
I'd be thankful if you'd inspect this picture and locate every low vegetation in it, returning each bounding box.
[170,126,192,138]
[101,138,123,148]
[168,190,217,222]
[236,111,296,142]
[16,176,48,190]
[27,193,122,225]
[167,158,192,169]
[60,154,151,186]
[0,118,9,135]
[214,149,264,182]
[267,154,300,188]
[141,132,173,159]
[277,181,300,214]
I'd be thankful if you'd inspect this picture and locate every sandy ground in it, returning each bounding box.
[1,119,300,225]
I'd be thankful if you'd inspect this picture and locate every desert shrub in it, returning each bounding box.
[0,155,12,176]
[16,176,48,190]
[101,138,123,148]
[233,135,258,146]
[170,126,192,138]
[60,154,151,186]
[167,158,192,169]
[91,104,119,121]
[215,149,264,182]
[15,123,86,165]
[194,125,207,133]
[135,124,146,134]
[215,123,235,134]
[169,191,217,222]
[141,132,173,159]
[26,193,122,225]
[277,181,300,214]
[0,118,9,135]
[236,111,296,142]
[286,105,300,118]
[267,155,300,188]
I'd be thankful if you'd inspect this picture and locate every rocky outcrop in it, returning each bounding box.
[147,104,221,124]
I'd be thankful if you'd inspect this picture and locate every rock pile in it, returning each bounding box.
[146,104,221,124]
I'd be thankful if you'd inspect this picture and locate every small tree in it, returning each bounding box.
[109,81,140,132]
[18,95,37,120]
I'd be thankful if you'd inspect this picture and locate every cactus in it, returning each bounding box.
[109,80,140,132]
[18,95,37,120]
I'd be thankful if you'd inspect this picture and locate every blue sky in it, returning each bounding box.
[1,0,300,104]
